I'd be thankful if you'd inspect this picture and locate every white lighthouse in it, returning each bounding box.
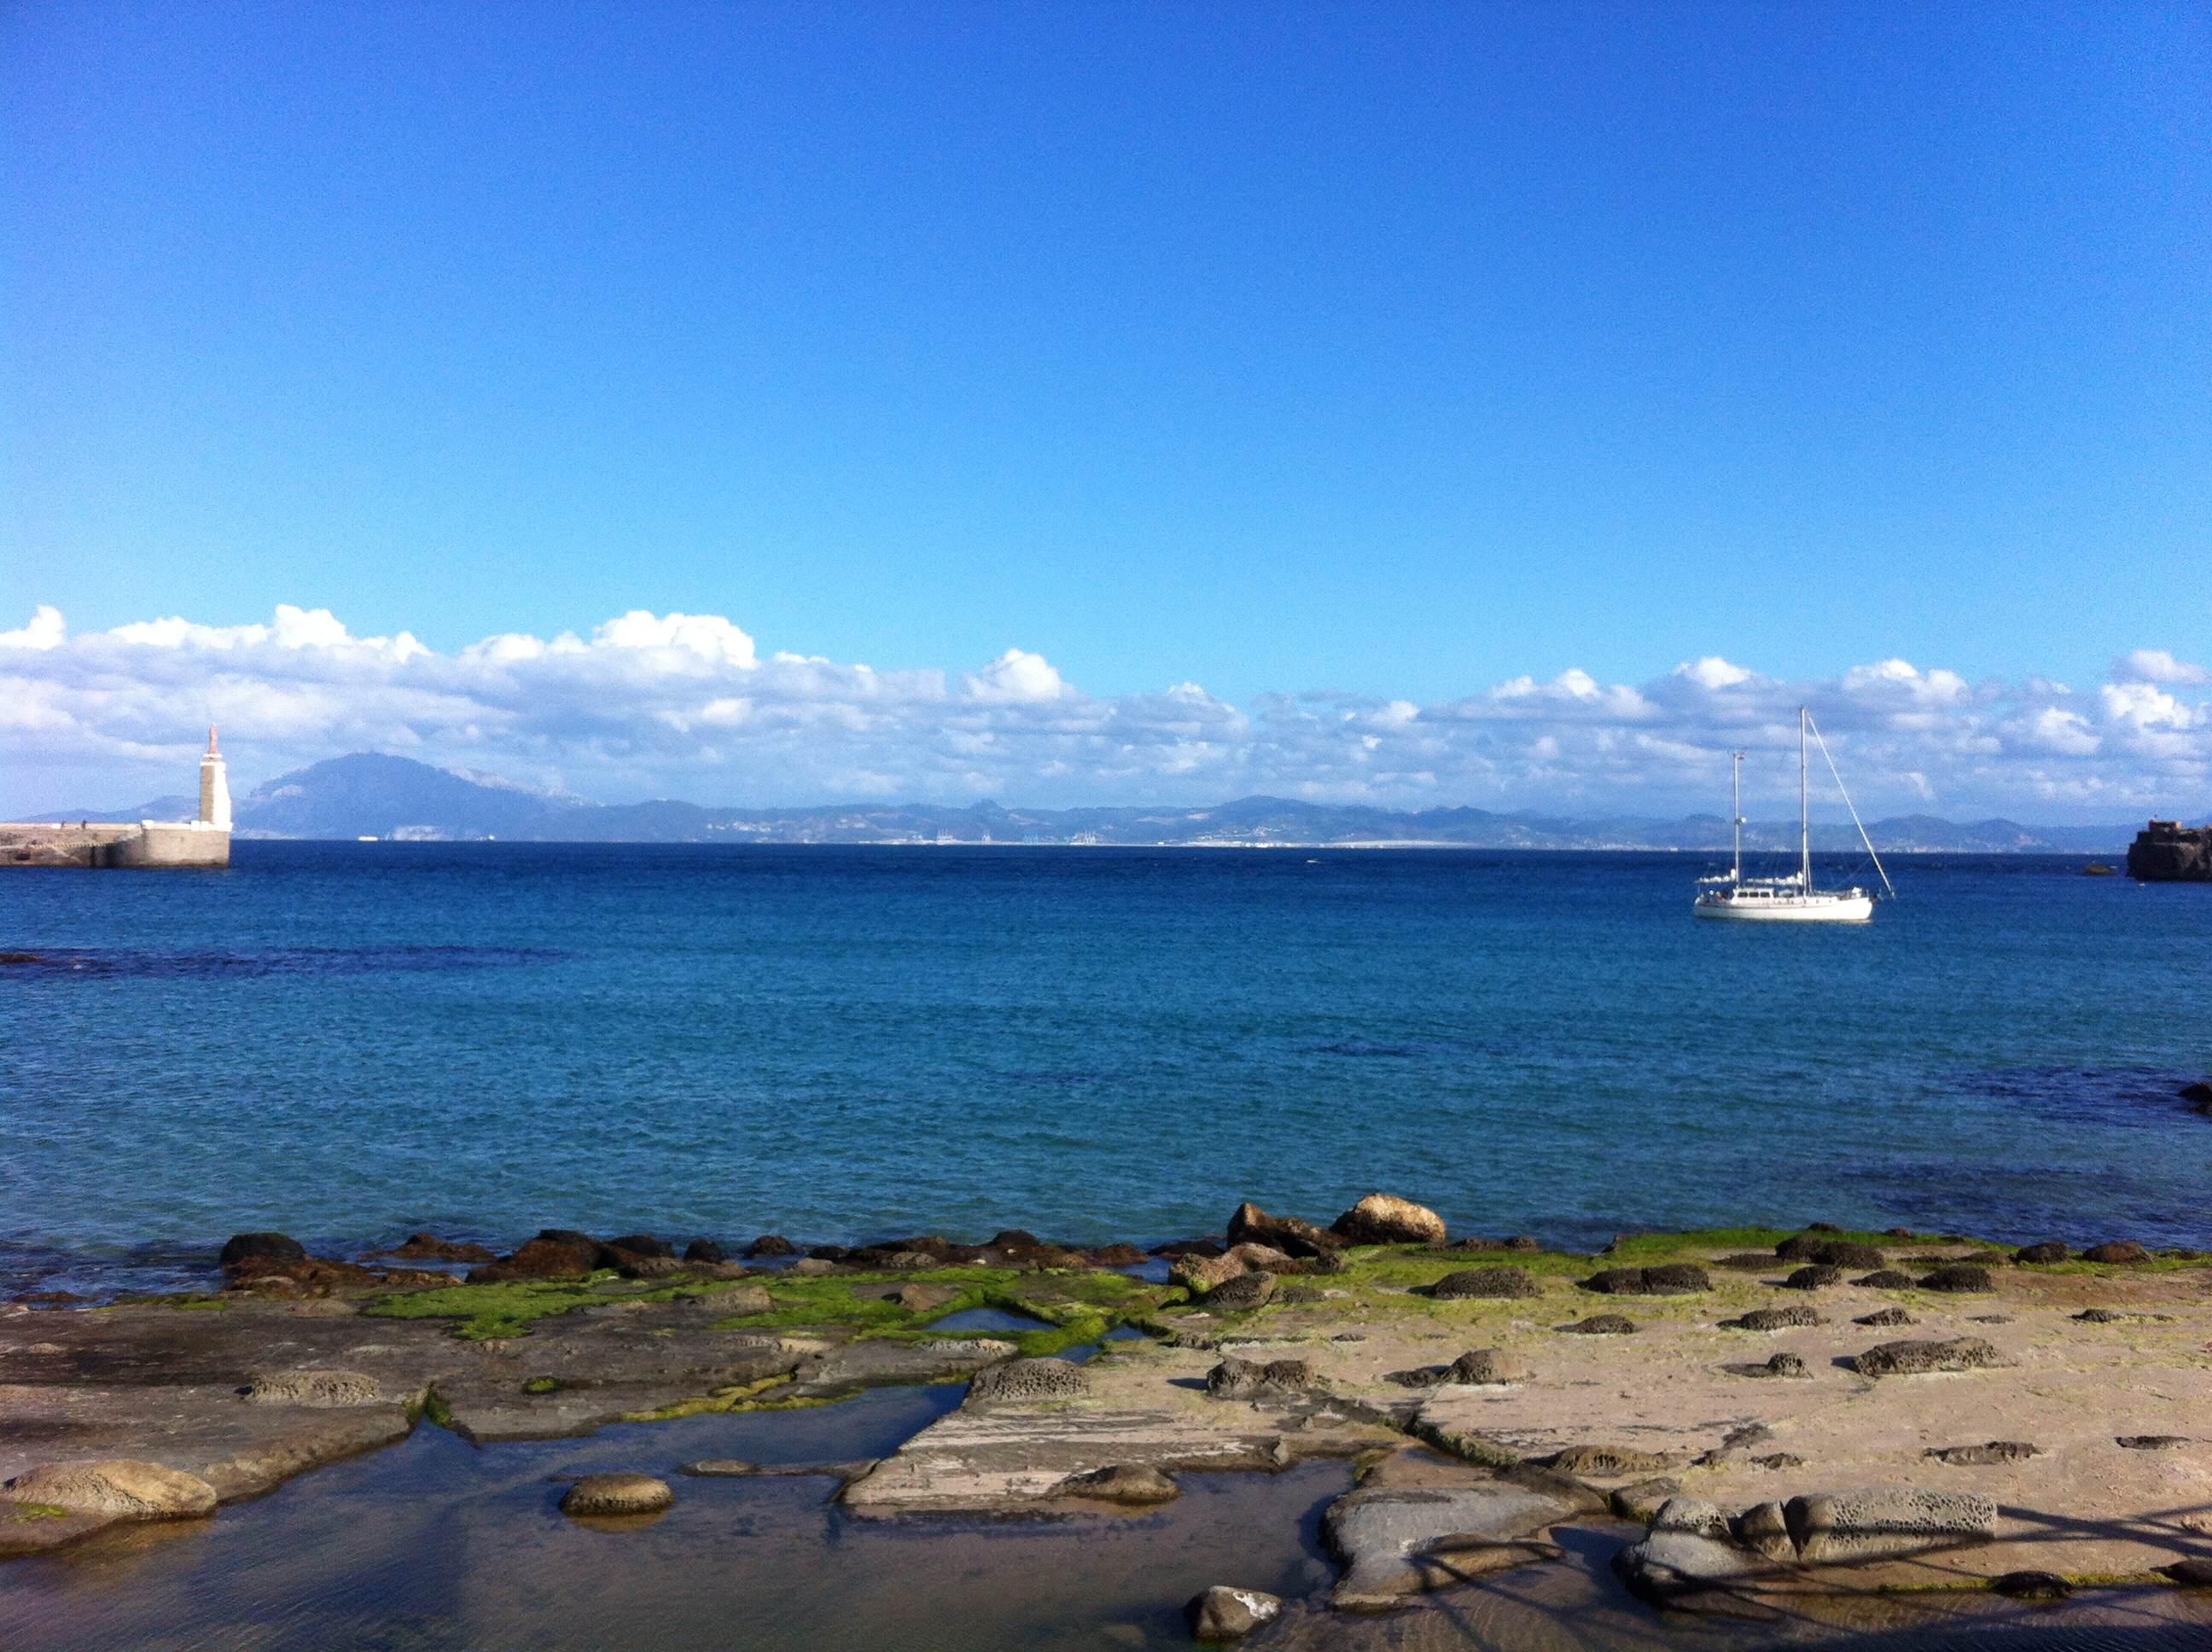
[199,724,232,831]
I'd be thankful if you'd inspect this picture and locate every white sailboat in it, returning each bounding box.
[1694,707,1894,922]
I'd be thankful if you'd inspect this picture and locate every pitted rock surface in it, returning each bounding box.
[1853,1270,1916,1289]
[1,1459,217,1520]
[1785,1486,1997,1561]
[966,1358,1091,1405]
[560,1472,673,1517]
[1854,1306,1916,1327]
[1203,1271,1278,1312]
[1580,1264,1710,1295]
[1782,1265,1843,1290]
[1557,1314,1636,1335]
[1926,1441,2042,1466]
[1330,1194,1446,1247]
[1918,1265,1994,1293]
[1444,1348,1528,1386]
[1205,1356,1319,1403]
[1543,1444,1673,1477]
[1722,1306,1821,1332]
[241,1370,383,1407]
[1429,1266,1540,1300]
[1851,1337,2005,1377]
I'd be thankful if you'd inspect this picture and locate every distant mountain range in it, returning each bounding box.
[41,752,2148,852]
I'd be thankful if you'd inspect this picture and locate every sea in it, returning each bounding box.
[3,843,2208,1294]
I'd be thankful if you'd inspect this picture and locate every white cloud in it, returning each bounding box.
[2,603,2208,821]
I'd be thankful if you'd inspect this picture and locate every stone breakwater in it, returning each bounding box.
[4,1197,2210,1637]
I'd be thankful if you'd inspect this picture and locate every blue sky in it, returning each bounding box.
[3,3,2207,817]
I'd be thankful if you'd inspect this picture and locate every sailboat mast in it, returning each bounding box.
[1798,707,1810,892]
[1731,750,1743,885]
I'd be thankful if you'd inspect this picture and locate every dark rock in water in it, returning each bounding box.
[2162,1557,2212,1587]
[1225,1202,1342,1262]
[1150,1236,1226,1259]
[987,1229,1043,1251]
[2082,1241,2150,1265]
[681,1238,727,1265]
[1430,1265,1541,1300]
[1722,1306,1821,1331]
[1557,1314,1637,1335]
[601,1233,672,1260]
[1992,1570,2072,1600]
[742,1235,796,1258]
[1580,1265,1709,1296]
[1782,1265,1842,1290]
[1777,1236,1886,1270]
[1853,1269,1916,1289]
[1204,1271,1278,1312]
[560,1473,672,1517]
[1330,1193,1447,1246]
[1057,1464,1179,1504]
[219,1233,305,1269]
[801,1242,845,1260]
[2116,1434,2192,1451]
[469,1230,602,1283]
[1446,1348,1528,1385]
[2014,1242,2069,1265]
[1544,1444,1673,1476]
[1185,1584,1282,1641]
[966,1358,1090,1405]
[1856,1306,1917,1327]
[1714,1252,1775,1271]
[1918,1265,1994,1293]
[2183,1080,2212,1111]
[2126,819,2212,881]
[608,1250,684,1279]
[1080,1242,1145,1267]
[1205,1356,1319,1402]
[1853,1337,2005,1376]
[1926,1441,2041,1466]
[387,1231,496,1263]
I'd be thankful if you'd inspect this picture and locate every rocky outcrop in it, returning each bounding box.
[1615,1486,1998,1600]
[1202,1271,1278,1312]
[1,1459,217,1520]
[1225,1203,1343,1264]
[1917,1264,1994,1293]
[1851,1337,2006,1376]
[1580,1264,1709,1295]
[1925,1441,2040,1466]
[1782,1265,1842,1290]
[1172,1242,1297,1295]
[1330,1194,1446,1247]
[1775,1236,1886,1270]
[2082,1241,2150,1265]
[1324,1471,1576,1608]
[1787,1486,1997,1561]
[467,1230,602,1283]
[386,1231,496,1263]
[1721,1306,1821,1332]
[1185,1585,1281,1640]
[744,1234,797,1258]
[1055,1463,1179,1504]
[559,1473,672,1517]
[966,1358,1090,1405]
[2013,1241,2069,1265]
[1543,1444,1672,1477]
[1205,1357,1319,1403]
[1429,1266,1540,1300]
[218,1232,306,1270]
[1557,1314,1636,1335]
[240,1369,383,1407]
[2125,819,2212,881]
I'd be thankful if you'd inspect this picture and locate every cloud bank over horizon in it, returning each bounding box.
[3,603,2206,823]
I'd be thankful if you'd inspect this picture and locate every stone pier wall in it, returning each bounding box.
[1,822,230,869]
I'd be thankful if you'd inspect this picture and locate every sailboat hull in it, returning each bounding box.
[1693,892,1873,922]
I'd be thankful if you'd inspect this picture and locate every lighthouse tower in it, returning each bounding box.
[199,725,232,832]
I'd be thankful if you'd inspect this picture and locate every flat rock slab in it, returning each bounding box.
[842,1400,1389,1515]
[1325,1479,1576,1608]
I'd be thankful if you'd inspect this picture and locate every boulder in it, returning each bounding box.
[2013,1241,2069,1265]
[2161,1558,2212,1587]
[1652,1495,1732,1539]
[1734,1500,1796,1558]
[240,1369,382,1407]
[789,1257,837,1276]
[1205,1357,1321,1403]
[1444,1348,1528,1386]
[1611,1528,1766,1601]
[1784,1486,1996,1562]
[1,1460,217,1521]
[1543,1445,1673,1477]
[1225,1202,1343,1262]
[1723,1306,1821,1331]
[2082,1241,2150,1265]
[1580,1264,1710,1295]
[1080,1242,1146,1267]
[1924,1441,2040,1466]
[1917,1265,1994,1293]
[1610,1477,1683,1524]
[696,1283,773,1314]
[1714,1252,1777,1271]
[1757,1352,1807,1378]
[387,1231,496,1262]
[218,1232,306,1269]
[1057,1464,1179,1504]
[1203,1271,1278,1312]
[1782,1265,1843,1290]
[682,1238,727,1265]
[2180,1080,2212,1108]
[1429,1265,1540,1300]
[1330,1194,1447,1247]
[1173,1242,1297,1294]
[966,1358,1090,1405]
[601,1233,672,1260]
[1853,1270,1916,1289]
[560,1473,673,1517]
[1776,1236,1887,1270]
[1324,1480,1574,1608]
[1854,1306,1916,1327]
[469,1230,602,1283]
[1185,1585,1282,1641]
[1852,1337,2005,1376]
[745,1234,797,1258]
[1557,1314,1637,1335]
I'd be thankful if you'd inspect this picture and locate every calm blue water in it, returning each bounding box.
[3,844,2208,1288]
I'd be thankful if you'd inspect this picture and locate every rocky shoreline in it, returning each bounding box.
[4,1195,2210,1639]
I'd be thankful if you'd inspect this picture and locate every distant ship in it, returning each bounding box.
[1694,708,1894,922]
